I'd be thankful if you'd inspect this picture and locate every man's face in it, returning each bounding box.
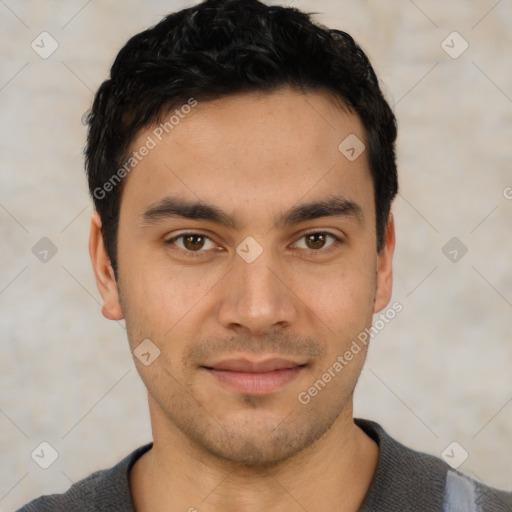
[93,88,394,466]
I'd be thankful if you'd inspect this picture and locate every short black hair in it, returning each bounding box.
[85,0,398,274]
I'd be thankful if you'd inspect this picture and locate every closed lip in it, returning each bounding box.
[203,357,307,373]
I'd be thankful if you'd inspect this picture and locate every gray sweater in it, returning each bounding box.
[16,419,512,511]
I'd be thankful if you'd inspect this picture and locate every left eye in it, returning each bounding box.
[292,232,340,251]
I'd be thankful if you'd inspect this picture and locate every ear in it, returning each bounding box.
[373,213,395,314]
[89,211,124,321]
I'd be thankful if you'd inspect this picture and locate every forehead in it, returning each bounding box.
[120,87,373,223]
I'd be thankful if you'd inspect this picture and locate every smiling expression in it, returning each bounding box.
[92,87,394,466]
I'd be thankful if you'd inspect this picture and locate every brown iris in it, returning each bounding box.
[183,234,206,251]
[305,233,327,250]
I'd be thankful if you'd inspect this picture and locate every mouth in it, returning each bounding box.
[201,357,308,395]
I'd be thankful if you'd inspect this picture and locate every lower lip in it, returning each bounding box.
[204,366,304,395]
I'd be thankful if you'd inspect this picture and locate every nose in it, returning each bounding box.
[216,246,299,337]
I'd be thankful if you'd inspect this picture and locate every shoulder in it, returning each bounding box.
[356,418,512,512]
[444,470,512,512]
[15,443,153,512]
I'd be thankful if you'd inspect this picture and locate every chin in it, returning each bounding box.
[188,411,332,468]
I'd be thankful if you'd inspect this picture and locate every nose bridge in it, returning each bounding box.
[238,248,279,298]
[217,241,297,334]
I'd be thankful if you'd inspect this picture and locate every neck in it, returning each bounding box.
[130,397,379,512]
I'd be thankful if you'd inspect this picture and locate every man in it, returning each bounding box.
[17,0,512,510]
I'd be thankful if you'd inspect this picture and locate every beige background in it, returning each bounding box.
[1,0,511,509]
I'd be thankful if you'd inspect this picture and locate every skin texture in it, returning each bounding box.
[89,87,395,512]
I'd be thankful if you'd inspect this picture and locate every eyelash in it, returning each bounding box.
[165,231,344,258]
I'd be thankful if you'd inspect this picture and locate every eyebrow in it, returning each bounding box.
[140,194,364,229]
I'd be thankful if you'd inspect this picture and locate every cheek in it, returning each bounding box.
[119,257,225,342]
[296,257,377,326]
